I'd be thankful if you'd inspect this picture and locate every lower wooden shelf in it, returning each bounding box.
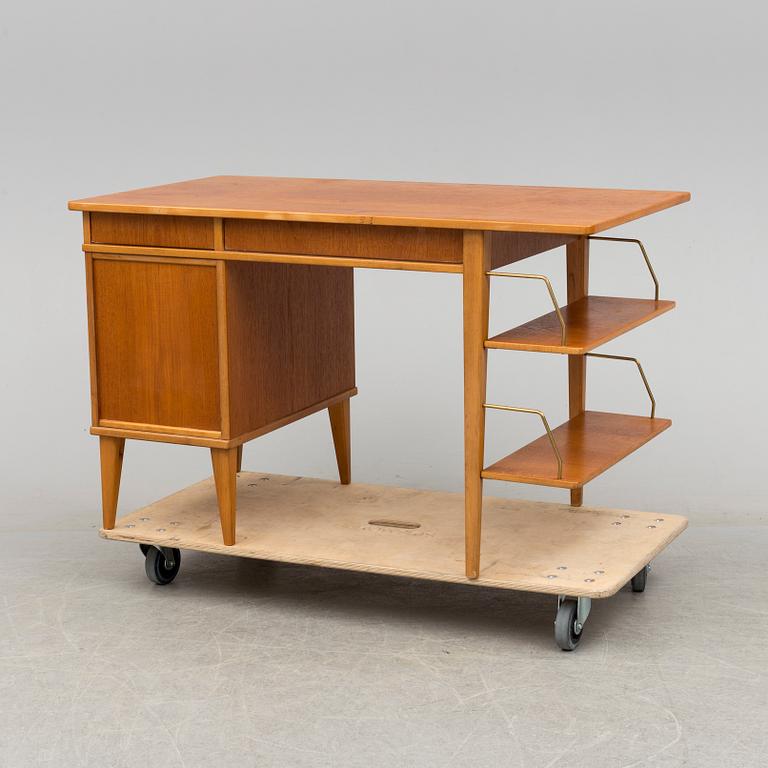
[102,472,686,599]
[486,295,675,354]
[482,410,671,489]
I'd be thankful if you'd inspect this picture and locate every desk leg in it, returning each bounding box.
[236,445,243,473]
[567,237,590,507]
[328,398,351,484]
[211,447,238,545]
[463,231,491,580]
[99,436,125,530]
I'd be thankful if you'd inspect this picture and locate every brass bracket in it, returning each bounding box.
[486,272,566,345]
[587,236,660,301]
[585,352,657,418]
[483,404,563,479]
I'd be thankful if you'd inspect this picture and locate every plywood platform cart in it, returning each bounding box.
[69,176,690,650]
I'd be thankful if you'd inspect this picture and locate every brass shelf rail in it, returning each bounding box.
[585,352,657,418]
[486,272,566,345]
[483,404,563,479]
[587,236,660,301]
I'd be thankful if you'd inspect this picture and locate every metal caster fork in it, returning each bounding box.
[554,595,591,651]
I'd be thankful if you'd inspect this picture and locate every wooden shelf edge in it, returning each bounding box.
[482,410,672,489]
[486,296,676,354]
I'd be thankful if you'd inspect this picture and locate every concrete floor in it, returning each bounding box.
[1,521,766,767]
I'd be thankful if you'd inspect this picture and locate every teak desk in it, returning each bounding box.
[70,176,690,650]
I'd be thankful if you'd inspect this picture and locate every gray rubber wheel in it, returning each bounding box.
[631,565,648,593]
[139,543,151,556]
[554,599,582,651]
[144,547,181,585]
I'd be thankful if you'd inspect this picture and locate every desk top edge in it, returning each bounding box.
[69,175,691,234]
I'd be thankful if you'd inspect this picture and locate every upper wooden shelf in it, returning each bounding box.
[486,296,675,354]
[482,411,671,489]
[69,176,690,234]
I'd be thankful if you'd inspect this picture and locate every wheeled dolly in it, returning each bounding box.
[116,473,685,652]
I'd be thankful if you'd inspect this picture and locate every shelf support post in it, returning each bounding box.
[463,230,491,579]
[567,236,590,506]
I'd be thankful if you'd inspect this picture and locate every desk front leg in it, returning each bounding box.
[211,447,238,545]
[99,436,125,530]
[462,231,491,579]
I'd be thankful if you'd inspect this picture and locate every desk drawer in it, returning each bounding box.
[90,213,215,249]
[224,219,463,264]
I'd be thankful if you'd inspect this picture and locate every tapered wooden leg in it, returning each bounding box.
[99,436,125,530]
[236,444,243,473]
[567,237,590,507]
[328,398,351,484]
[211,447,238,545]
[463,231,491,580]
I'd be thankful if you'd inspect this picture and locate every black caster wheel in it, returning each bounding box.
[631,565,649,593]
[144,547,181,585]
[554,599,582,651]
[139,543,151,557]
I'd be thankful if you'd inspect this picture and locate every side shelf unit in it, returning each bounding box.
[482,236,674,498]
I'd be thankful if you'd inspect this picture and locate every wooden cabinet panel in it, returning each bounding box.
[91,257,221,432]
[91,213,215,249]
[488,231,577,269]
[225,262,355,438]
[225,219,462,264]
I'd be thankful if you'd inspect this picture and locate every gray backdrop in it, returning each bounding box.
[1,0,765,528]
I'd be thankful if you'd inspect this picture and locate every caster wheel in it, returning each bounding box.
[144,547,181,585]
[139,543,151,557]
[631,565,648,593]
[554,599,582,651]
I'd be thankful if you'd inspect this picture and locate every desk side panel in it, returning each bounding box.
[488,231,578,269]
[90,256,222,433]
[225,262,355,439]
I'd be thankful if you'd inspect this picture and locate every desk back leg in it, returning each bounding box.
[211,447,238,545]
[463,231,491,580]
[566,237,590,507]
[99,436,125,530]
[328,398,351,484]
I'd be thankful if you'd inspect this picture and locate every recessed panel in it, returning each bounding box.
[91,257,221,431]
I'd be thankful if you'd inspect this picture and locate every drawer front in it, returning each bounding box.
[224,219,463,264]
[90,213,215,249]
[90,256,221,433]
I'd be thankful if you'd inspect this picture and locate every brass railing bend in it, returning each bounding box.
[584,352,656,418]
[486,272,566,345]
[587,236,660,301]
[483,404,563,479]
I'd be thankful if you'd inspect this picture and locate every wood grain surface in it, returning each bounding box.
[225,219,463,263]
[224,261,355,438]
[482,411,672,489]
[486,296,675,354]
[91,256,221,431]
[70,176,690,234]
[91,212,214,249]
